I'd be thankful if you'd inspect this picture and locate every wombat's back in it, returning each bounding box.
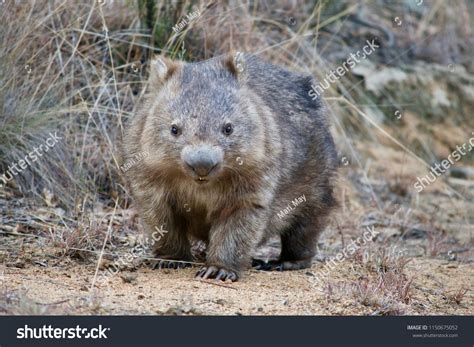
[242,54,337,175]
[243,54,323,118]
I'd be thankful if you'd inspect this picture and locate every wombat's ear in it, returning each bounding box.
[149,56,181,87]
[222,51,246,80]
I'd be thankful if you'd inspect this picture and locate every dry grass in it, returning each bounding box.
[1,0,472,208]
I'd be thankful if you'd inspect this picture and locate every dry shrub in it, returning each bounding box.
[1,0,472,211]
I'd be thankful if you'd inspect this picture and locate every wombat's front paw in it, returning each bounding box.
[151,259,192,269]
[195,265,238,281]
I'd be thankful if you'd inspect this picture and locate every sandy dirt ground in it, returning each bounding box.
[1,256,472,315]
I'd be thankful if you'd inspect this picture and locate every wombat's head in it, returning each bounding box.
[139,52,265,186]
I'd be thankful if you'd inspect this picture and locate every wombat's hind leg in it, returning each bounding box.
[254,214,325,271]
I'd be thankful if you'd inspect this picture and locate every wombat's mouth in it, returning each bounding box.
[182,162,222,185]
[194,177,210,185]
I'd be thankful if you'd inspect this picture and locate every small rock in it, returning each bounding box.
[34,260,48,267]
[138,294,145,300]
[98,258,111,270]
[449,167,474,179]
[214,299,225,305]
[12,260,25,268]
[120,272,138,284]
[54,207,66,216]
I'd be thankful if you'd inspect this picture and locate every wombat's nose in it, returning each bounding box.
[182,145,223,178]
[187,158,217,177]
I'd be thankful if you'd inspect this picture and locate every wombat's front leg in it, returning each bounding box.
[195,206,265,281]
[146,213,193,270]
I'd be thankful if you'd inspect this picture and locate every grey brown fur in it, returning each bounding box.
[121,52,338,281]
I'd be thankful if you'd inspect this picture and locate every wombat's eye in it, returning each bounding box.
[170,125,180,136]
[223,123,233,135]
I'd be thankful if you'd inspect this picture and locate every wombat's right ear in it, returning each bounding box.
[222,51,246,80]
[149,56,181,87]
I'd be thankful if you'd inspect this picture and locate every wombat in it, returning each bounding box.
[122,52,338,281]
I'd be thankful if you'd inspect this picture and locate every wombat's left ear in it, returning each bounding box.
[222,51,246,80]
[149,56,181,87]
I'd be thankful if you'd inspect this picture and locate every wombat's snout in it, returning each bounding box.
[181,145,223,180]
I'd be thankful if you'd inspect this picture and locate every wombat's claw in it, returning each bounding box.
[252,259,283,271]
[195,266,238,281]
[152,260,191,269]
